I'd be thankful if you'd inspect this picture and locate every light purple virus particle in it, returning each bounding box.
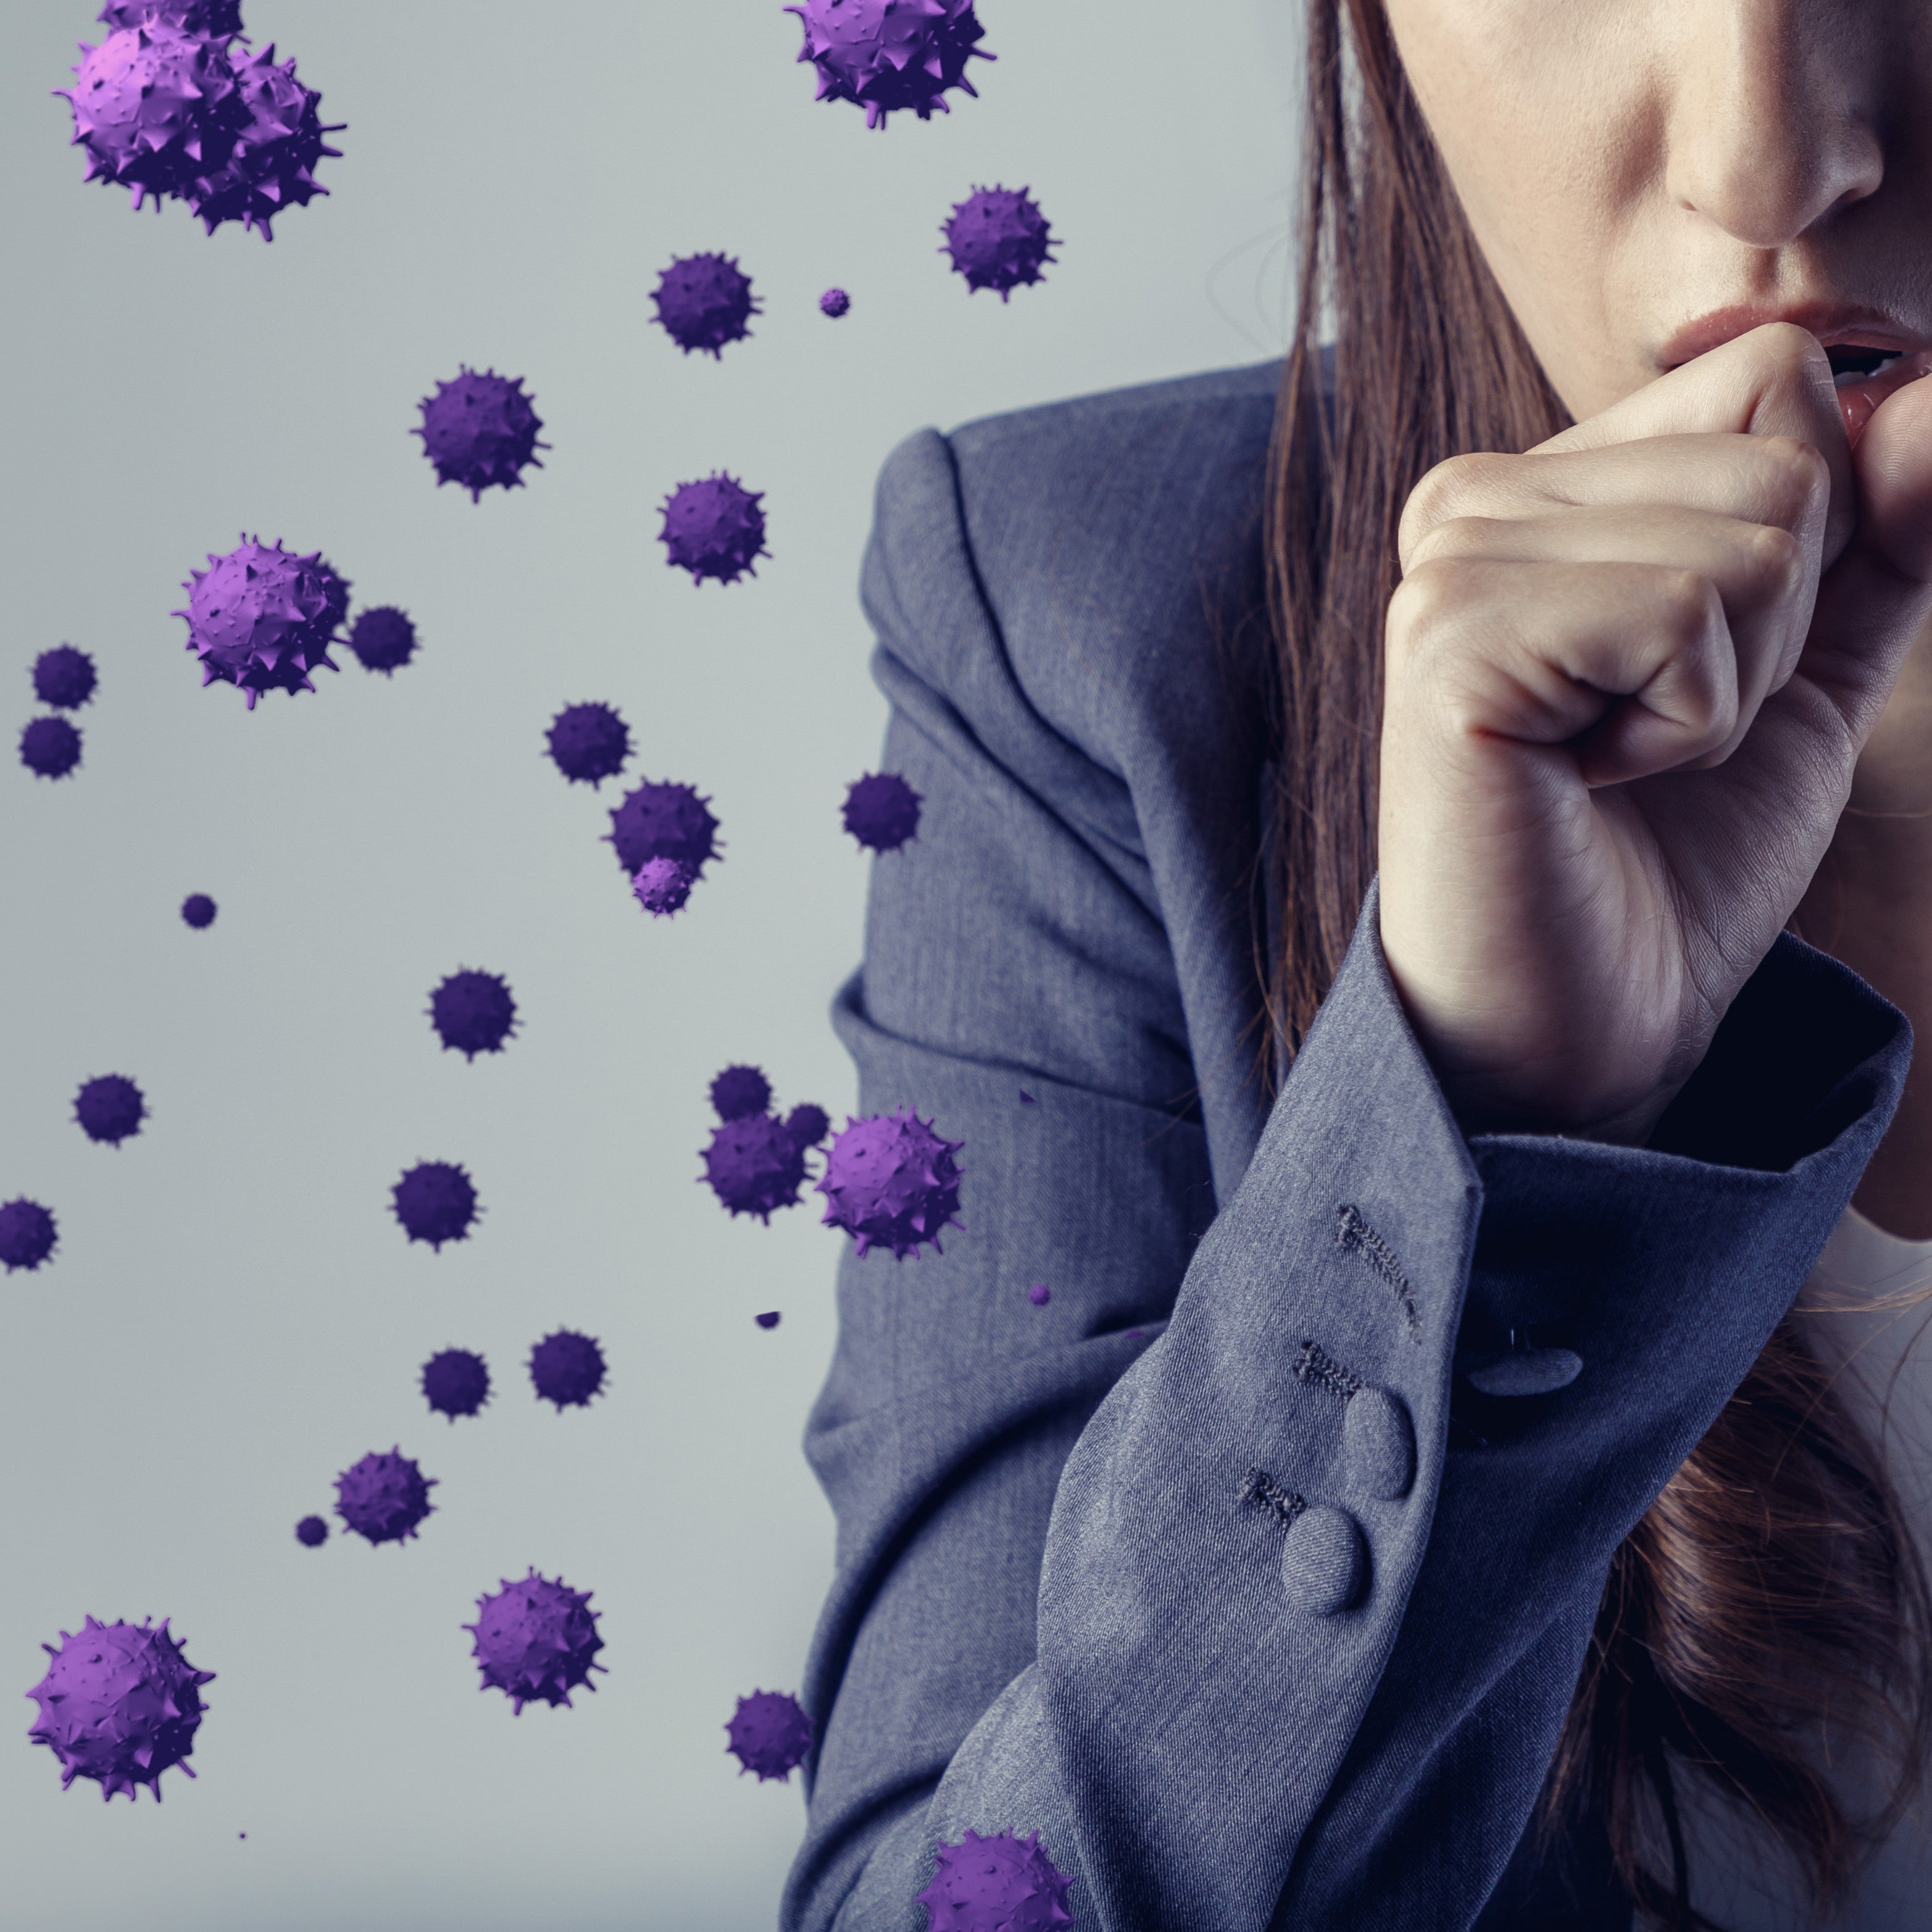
[785,1102,831,1151]
[74,1075,146,1147]
[701,1115,809,1223]
[941,185,1059,302]
[0,1199,59,1273]
[185,40,343,242]
[754,1310,781,1330]
[26,1616,214,1804]
[20,717,82,780]
[652,252,760,358]
[180,893,217,929]
[546,702,631,788]
[631,856,695,918]
[465,1570,606,1714]
[33,646,97,710]
[294,1514,328,1547]
[817,1107,965,1260]
[843,771,922,853]
[414,367,548,503]
[391,1160,479,1250]
[725,1688,813,1781]
[346,606,416,675]
[428,970,517,1060]
[174,535,348,709]
[659,475,769,587]
[1028,1283,1050,1307]
[786,0,994,130]
[819,287,851,319]
[915,1828,1075,1932]
[608,777,720,889]
[333,1447,436,1546]
[421,1347,490,1422]
[710,1065,773,1122]
[96,2,244,36]
[529,1329,607,1411]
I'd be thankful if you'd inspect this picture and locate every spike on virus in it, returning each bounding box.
[180,893,217,929]
[785,1102,830,1150]
[651,252,760,358]
[710,1065,773,1122]
[20,717,82,780]
[607,778,720,899]
[843,771,922,852]
[465,1570,606,1714]
[631,857,695,917]
[786,0,994,130]
[546,702,631,788]
[428,970,517,1060]
[528,1330,607,1411]
[294,1514,328,1547]
[97,2,244,35]
[333,1447,435,1545]
[391,1160,479,1250]
[421,1347,490,1422]
[74,1075,146,1147]
[819,287,851,318]
[185,40,343,241]
[725,1689,813,1781]
[345,607,416,675]
[414,367,547,502]
[27,1615,215,1803]
[817,1107,964,1260]
[659,475,768,586]
[701,1115,810,1223]
[173,535,347,709]
[915,1828,1075,1932]
[0,1199,59,1272]
[941,185,1059,301]
[32,646,97,709]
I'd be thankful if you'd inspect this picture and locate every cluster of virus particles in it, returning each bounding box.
[17,644,95,780]
[699,1065,833,1223]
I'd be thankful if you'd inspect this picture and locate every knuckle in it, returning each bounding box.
[1386,558,1479,661]
[1747,434,1829,523]
[1405,514,1498,568]
[1653,566,1718,641]
[1400,452,1512,549]
[1746,520,1804,588]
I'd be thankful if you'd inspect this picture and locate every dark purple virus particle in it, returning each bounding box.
[701,1115,809,1223]
[421,1347,490,1422]
[294,1514,328,1547]
[786,0,994,130]
[20,717,82,780]
[608,777,720,879]
[391,1160,479,1250]
[97,2,244,35]
[546,702,631,788]
[651,252,760,358]
[710,1064,773,1122]
[819,287,851,319]
[333,1447,436,1546]
[428,969,517,1060]
[345,606,416,675]
[0,1199,59,1273]
[1028,1283,1050,1307]
[174,535,347,709]
[414,367,547,502]
[754,1310,781,1330]
[180,893,217,929]
[74,1075,146,1147]
[631,857,695,917]
[465,1569,606,1713]
[915,1828,1075,1932]
[659,475,768,587]
[724,1689,812,1781]
[843,771,922,852]
[26,1615,215,1803]
[32,645,97,710]
[784,1102,831,1150]
[817,1107,964,1260]
[528,1329,607,1411]
[941,185,1059,302]
[185,40,343,242]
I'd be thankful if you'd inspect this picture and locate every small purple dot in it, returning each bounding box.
[754,1310,781,1330]
[1028,1284,1051,1306]
[1018,1089,1036,1105]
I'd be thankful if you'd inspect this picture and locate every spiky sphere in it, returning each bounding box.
[651,252,760,358]
[941,185,1059,301]
[346,606,416,675]
[33,645,97,709]
[546,702,631,788]
[785,1102,831,1150]
[607,778,720,877]
[819,286,851,318]
[843,771,922,852]
[428,970,517,1060]
[294,1513,328,1547]
[659,475,769,586]
[710,1064,773,1122]
[20,717,82,780]
[701,1115,809,1223]
[786,0,994,130]
[631,857,694,917]
[817,1107,964,1260]
[174,535,348,709]
[26,1616,215,1803]
[180,893,217,930]
[74,1075,146,1147]
[724,1689,813,1781]
[915,1829,1075,1932]
[414,367,548,502]
[187,41,343,241]
[391,1160,479,1250]
[528,1329,607,1411]
[466,1570,606,1714]
[333,1447,436,1545]
[421,1347,491,1422]
[0,1199,59,1273]
[97,2,244,34]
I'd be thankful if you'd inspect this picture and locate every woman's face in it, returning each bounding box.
[1384,0,1932,438]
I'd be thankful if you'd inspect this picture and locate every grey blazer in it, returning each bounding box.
[781,362,1909,1931]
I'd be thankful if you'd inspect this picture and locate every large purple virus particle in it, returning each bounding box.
[547,702,631,788]
[915,1829,1075,1932]
[817,1107,964,1260]
[631,857,695,918]
[701,1115,809,1223]
[20,717,82,781]
[175,535,348,709]
[652,252,760,358]
[725,1689,813,1781]
[96,2,244,35]
[465,1570,606,1714]
[785,1102,832,1150]
[180,893,217,929]
[529,1329,607,1411]
[421,1347,491,1422]
[786,0,994,130]
[27,1616,215,1804]
[414,367,547,502]
[334,1447,436,1546]
[659,475,768,587]
[608,777,720,881]
[391,1160,479,1250]
[33,645,98,710]
[843,771,923,852]
[346,606,417,676]
[428,970,518,1060]
[819,287,851,319]
[294,1514,328,1547]
[186,41,343,241]
[0,1199,59,1273]
[74,1075,146,1147]
[710,1064,773,1122]
[941,186,1058,301]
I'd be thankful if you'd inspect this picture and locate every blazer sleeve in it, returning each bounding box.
[781,431,1912,1932]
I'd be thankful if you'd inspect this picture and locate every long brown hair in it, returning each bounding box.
[1264,1,1932,1921]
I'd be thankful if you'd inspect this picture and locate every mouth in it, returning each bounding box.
[1823,341,1932,444]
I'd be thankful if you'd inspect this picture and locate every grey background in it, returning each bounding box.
[0,3,1300,1925]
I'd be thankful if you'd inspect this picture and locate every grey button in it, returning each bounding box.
[1466,1347,1583,1397]
[1280,1505,1366,1615]
[1344,1388,1415,1499]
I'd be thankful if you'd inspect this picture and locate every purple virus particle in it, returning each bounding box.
[33,645,97,710]
[428,970,517,1060]
[174,535,348,709]
[529,1329,607,1411]
[651,252,760,359]
[710,1064,773,1122]
[294,1514,328,1547]
[180,893,217,929]
[546,702,631,788]
[20,717,82,780]
[659,475,769,587]
[819,286,851,319]
[333,1447,436,1546]
[843,771,922,853]
[465,1570,606,1714]
[0,1199,59,1273]
[1028,1283,1051,1307]
[631,857,695,918]
[784,1102,831,1150]
[26,1616,215,1804]
[74,1075,146,1147]
[754,1310,781,1330]
[916,1828,1075,1932]
[421,1347,490,1422]
[724,1688,812,1781]
[608,777,720,879]
[346,606,416,675]
[97,2,244,35]
[414,367,547,503]
[701,1115,809,1223]
[185,40,343,242]
[391,1160,479,1251]
[1018,1089,1036,1105]
[786,0,994,131]
[817,1107,965,1260]
[941,185,1059,302]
